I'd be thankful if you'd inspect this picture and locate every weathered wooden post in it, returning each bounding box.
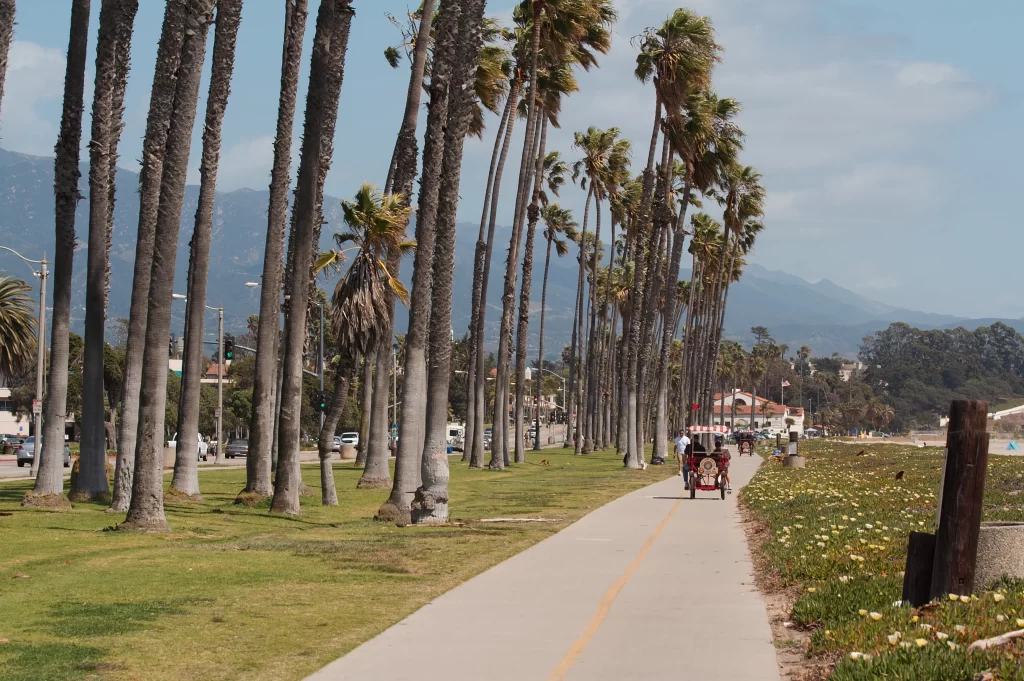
[902,532,937,607]
[929,400,989,600]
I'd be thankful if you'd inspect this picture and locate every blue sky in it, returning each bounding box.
[2,0,1021,318]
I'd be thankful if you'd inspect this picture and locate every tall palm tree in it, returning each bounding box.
[272,0,356,516]
[412,0,488,525]
[625,9,720,465]
[119,0,215,531]
[24,0,90,508]
[244,0,309,501]
[170,0,243,500]
[534,204,574,449]
[319,184,413,505]
[378,0,460,524]
[0,276,35,379]
[77,0,139,502]
[491,0,614,470]
[362,0,435,488]
[0,0,16,134]
[110,0,191,513]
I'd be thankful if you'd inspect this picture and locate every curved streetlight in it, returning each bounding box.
[0,246,47,476]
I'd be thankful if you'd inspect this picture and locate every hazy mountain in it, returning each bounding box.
[1,148,1019,359]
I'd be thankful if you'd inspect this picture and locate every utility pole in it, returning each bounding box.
[392,340,398,442]
[216,305,223,465]
[319,300,325,431]
[32,253,47,478]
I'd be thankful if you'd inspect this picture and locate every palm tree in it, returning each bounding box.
[411,0,488,525]
[244,0,309,502]
[625,8,720,465]
[77,0,139,502]
[119,0,215,531]
[110,0,191,513]
[272,0,356,516]
[320,184,413,504]
[534,204,574,449]
[23,0,90,509]
[0,0,16,133]
[378,0,460,524]
[170,0,243,500]
[0,277,36,380]
[363,0,435,493]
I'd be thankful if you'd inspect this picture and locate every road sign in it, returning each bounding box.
[32,399,41,415]
[214,407,222,418]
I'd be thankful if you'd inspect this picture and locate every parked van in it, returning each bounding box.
[446,423,465,452]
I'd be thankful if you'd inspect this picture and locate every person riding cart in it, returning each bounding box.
[685,425,731,500]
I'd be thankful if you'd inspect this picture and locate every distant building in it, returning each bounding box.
[710,390,805,435]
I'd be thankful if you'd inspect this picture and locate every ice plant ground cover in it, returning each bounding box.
[0,450,672,681]
[743,440,1024,680]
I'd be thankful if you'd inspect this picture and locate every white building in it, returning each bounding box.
[0,386,31,438]
[709,390,805,435]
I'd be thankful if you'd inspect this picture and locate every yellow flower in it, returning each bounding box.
[807,587,816,593]
[870,612,883,621]
[1017,619,1024,628]
[948,594,959,601]
[915,638,928,647]
[993,593,1005,603]
[911,615,919,623]
[959,595,970,603]
[859,609,868,616]
[946,641,957,650]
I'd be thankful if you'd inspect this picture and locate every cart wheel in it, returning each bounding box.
[689,481,696,500]
[720,475,726,500]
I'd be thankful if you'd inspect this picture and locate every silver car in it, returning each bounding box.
[16,436,71,468]
[224,439,249,459]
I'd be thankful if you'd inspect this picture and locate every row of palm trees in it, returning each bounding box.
[3,0,767,528]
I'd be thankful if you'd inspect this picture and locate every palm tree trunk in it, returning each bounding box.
[78,0,138,502]
[318,353,355,506]
[413,0,485,525]
[514,115,547,464]
[584,195,604,454]
[24,0,90,507]
[472,79,520,468]
[535,232,554,451]
[364,0,434,479]
[246,0,308,500]
[492,0,543,470]
[272,0,354,516]
[355,354,372,466]
[567,187,592,457]
[653,181,691,461]
[109,0,189,513]
[170,0,242,500]
[119,0,213,530]
[466,76,513,463]
[0,0,15,132]
[379,0,457,522]
[359,336,393,487]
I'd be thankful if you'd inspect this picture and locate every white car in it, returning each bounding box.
[166,433,209,461]
[339,432,359,447]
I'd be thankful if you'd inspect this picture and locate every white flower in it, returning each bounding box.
[839,576,850,584]
[870,612,883,621]
[935,632,948,640]
[887,633,901,645]
[996,615,1005,623]
[993,593,1005,603]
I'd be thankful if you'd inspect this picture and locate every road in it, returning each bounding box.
[306,454,779,681]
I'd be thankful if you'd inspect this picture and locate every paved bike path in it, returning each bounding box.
[306,454,779,681]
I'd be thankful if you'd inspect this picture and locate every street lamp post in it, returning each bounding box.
[0,246,48,477]
[534,366,568,444]
[319,300,325,432]
[171,294,224,464]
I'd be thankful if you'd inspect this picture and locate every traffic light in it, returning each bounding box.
[314,390,328,413]
[223,337,234,361]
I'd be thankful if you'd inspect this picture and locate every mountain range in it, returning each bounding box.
[1,147,1020,359]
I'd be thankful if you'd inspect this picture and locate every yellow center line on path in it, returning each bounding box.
[547,496,684,681]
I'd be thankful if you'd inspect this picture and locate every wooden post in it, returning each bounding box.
[902,531,936,607]
[788,431,798,456]
[775,433,782,449]
[930,400,989,600]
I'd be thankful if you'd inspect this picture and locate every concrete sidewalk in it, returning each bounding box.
[306,454,780,681]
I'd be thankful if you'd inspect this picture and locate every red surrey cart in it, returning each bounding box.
[686,425,731,500]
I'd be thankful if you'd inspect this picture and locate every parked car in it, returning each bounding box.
[166,433,209,461]
[224,439,249,459]
[16,436,71,468]
[331,436,342,452]
[339,432,359,446]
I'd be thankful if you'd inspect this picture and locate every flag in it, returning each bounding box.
[782,380,791,387]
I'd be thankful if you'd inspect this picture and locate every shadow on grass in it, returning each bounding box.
[0,642,111,681]
[48,599,187,637]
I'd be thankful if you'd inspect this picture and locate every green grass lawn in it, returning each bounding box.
[0,448,669,681]
[743,440,1024,680]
